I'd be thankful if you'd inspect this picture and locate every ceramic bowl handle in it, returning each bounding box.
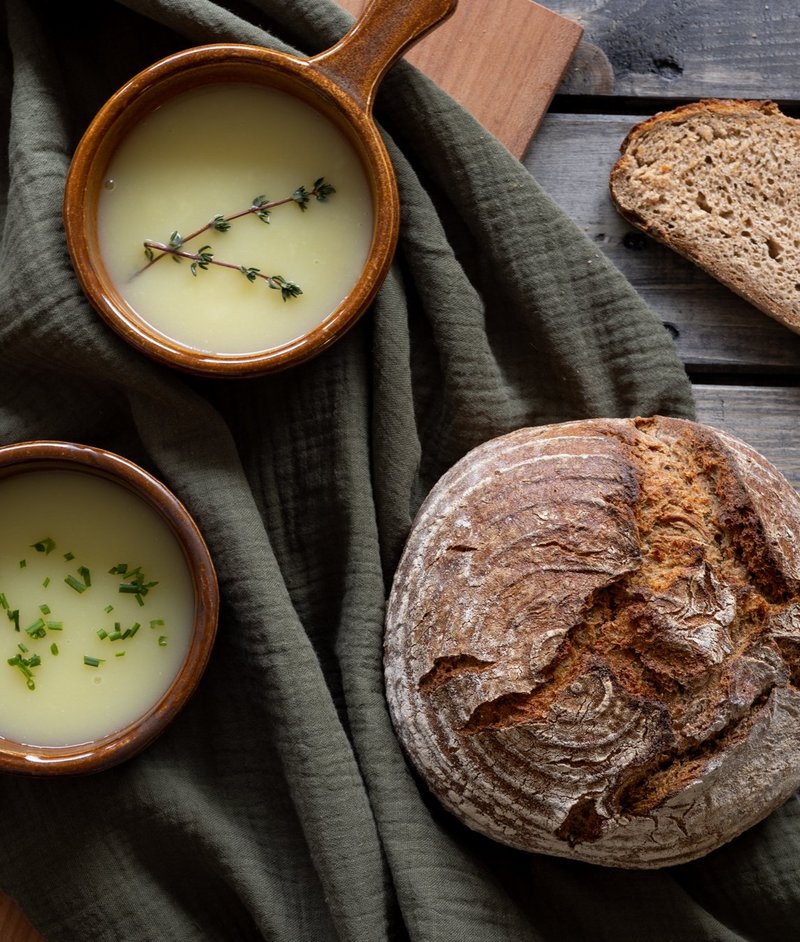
[309,0,458,112]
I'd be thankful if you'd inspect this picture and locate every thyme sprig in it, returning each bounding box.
[141,239,302,302]
[134,177,335,299]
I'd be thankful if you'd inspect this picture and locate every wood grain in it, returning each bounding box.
[338,0,583,157]
[551,0,800,100]
[524,112,800,373]
[694,384,800,491]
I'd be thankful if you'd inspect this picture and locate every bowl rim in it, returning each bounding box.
[0,440,219,775]
[62,42,400,378]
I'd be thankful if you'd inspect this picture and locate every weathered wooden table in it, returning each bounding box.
[2,0,799,938]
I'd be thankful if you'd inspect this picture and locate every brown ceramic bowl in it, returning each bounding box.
[63,0,457,377]
[0,441,218,775]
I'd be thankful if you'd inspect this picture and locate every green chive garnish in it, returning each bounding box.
[116,565,157,606]
[150,619,165,629]
[115,651,126,657]
[83,656,103,667]
[31,538,55,555]
[64,552,75,561]
[39,604,51,615]
[158,636,167,647]
[0,593,7,610]
[104,605,114,614]
[42,577,50,588]
[7,609,19,632]
[19,559,26,569]
[50,643,59,656]
[46,621,63,631]
[8,653,37,689]
[96,629,108,640]
[78,566,91,587]
[25,618,46,639]
[65,574,87,593]
[17,643,28,653]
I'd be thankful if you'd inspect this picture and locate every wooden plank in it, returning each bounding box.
[547,0,800,100]
[524,112,800,372]
[694,384,800,492]
[0,893,43,942]
[338,0,583,157]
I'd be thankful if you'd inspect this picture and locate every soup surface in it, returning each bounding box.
[97,83,374,354]
[0,470,194,747]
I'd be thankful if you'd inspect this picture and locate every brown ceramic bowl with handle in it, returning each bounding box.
[0,441,218,775]
[62,0,457,377]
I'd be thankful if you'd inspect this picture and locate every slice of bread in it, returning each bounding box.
[609,100,800,335]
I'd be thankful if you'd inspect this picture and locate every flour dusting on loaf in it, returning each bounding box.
[609,100,800,334]
[384,416,800,867]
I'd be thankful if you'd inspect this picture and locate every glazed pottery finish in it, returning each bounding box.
[0,441,218,775]
[63,0,458,377]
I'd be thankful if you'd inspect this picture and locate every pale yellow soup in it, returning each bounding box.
[0,470,194,747]
[97,83,374,355]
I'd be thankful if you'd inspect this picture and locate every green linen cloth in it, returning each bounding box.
[4,1,783,940]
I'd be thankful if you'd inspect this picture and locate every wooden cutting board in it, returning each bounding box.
[338,0,583,158]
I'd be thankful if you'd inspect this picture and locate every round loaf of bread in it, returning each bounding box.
[384,416,800,867]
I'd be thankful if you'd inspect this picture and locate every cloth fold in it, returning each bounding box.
[5,2,784,941]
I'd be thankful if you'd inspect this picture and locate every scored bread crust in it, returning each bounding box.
[609,99,800,334]
[384,416,800,868]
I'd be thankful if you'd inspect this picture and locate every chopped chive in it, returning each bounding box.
[117,566,157,607]
[19,559,26,569]
[158,636,167,647]
[109,563,127,575]
[50,643,59,656]
[115,651,126,657]
[96,629,108,640]
[104,605,114,614]
[8,609,19,632]
[64,552,75,561]
[149,619,165,629]
[0,593,7,610]
[25,618,46,639]
[46,621,63,631]
[65,574,87,593]
[31,537,56,555]
[83,655,103,667]
[78,566,91,587]
[8,653,37,689]
[42,577,50,588]
[108,631,122,642]
[17,643,28,653]
[127,622,141,639]
[39,604,51,615]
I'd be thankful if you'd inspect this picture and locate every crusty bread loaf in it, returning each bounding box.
[609,100,800,334]
[384,416,800,867]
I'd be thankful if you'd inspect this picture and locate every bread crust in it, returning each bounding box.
[609,99,800,334]
[384,417,800,867]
